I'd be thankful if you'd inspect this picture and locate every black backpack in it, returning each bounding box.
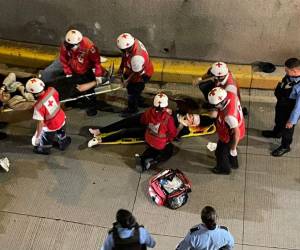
[111,225,146,250]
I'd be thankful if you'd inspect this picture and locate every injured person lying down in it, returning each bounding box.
[87,96,216,147]
[0,73,35,111]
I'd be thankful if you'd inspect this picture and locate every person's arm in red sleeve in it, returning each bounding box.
[59,45,73,75]
[89,45,103,77]
[167,116,178,142]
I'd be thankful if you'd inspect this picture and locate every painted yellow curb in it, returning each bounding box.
[251,68,284,89]
[0,39,282,89]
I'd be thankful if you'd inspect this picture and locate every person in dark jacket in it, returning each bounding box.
[100,209,156,250]
[262,58,300,156]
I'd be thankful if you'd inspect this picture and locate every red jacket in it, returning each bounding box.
[34,87,65,131]
[60,37,104,77]
[141,107,177,150]
[216,92,245,143]
[119,39,154,83]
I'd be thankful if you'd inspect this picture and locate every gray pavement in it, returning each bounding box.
[0,89,299,250]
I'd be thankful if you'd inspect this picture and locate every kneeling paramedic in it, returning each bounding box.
[136,93,177,172]
[100,209,156,250]
[26,78,71,155]
[41,29,108,116]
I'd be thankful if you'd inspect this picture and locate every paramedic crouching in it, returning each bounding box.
[176,206,234,250]
[135,93,177,172]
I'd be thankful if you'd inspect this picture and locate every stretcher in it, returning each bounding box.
[88,123,216,147]
[0,65,122,122]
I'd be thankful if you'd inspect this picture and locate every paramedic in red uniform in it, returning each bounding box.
[194,62,240,99]
[41,29,106,85]
[26,78,71,155]
[135,93,177,172]
[116,33,154,117]
[40,29,107,116]
[208,87,245,175]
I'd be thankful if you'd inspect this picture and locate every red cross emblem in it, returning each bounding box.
[158,93,164,98]
[47,100,54,107]
[209,88,217,96]
[121,34,128,39]
[216,62,223,67]
[31,79,37,83]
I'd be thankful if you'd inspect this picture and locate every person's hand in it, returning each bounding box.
[286,122,293,129]
[66,74,72,78]
[96,76,105,86]
[31,134,40,146]
[230,148,237,157]
[166,108,172,115]
[192,77,202,87]
[122,79,129,88]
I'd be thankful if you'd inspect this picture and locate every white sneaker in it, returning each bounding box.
[88,137,101,148]
[89,128,101,137]
[0,157,10,172]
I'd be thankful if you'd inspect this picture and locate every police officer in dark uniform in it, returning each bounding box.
[262,58,300,156]
[100,209,156,250]
[176,206,234,250]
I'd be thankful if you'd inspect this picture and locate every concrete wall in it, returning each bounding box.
[0,0,299,65]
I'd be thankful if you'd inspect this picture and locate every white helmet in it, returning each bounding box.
[131,55,145,72]
[210,62,229,77]
[154,93,168,108]
[65,29,83,45]
[208,87,227,105]
[26,78,45,94]
[117,33,135,50]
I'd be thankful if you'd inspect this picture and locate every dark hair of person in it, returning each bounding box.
[284,58,300,69]
[201,206,217,230]
[116,209,138,229]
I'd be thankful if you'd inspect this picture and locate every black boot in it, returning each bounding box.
[271,146,290,157]
[86,108,98,116]
[0,132,7,140]
[33,146,51,155]
[59,136,71,151]
[143,158,158,171]
[211,167,231,175]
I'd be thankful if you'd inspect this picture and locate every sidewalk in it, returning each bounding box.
[0,88,299,250]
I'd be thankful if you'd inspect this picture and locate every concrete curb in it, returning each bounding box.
[0,39,283,89]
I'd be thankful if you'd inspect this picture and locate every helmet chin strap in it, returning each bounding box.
[216,98,230,110]
[71,44,79,51]
[217,74,229,86]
